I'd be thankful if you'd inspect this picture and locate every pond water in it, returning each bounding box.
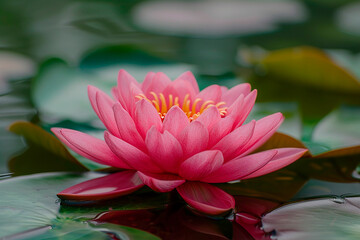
[0,0,360,239]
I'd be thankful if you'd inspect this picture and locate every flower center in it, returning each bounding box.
[136,92,227,121]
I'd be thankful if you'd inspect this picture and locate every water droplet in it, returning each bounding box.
[332,196,345,204]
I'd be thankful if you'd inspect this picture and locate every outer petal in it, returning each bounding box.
[163,106,190,139]
[134,99,162,139]
[195,85,222,105]
[145,127,183,174]
[88,86,119,137]
[179,150,224,181]
[201,150,278,183]
[113,103,146,151]
[222,83,251,106]
[242,148,308,179]
[96,90,120,137]
[117,69,142,113]
[58,171,144,200]
[239,112,284,157]
[179,121,209,158]
[138,172,185,192]
[176,71,199,94]
[194,106,221,131]
[141,72,171,96]
[211,120,256,161]
[227,90,257,129]
[177,182,235,215]
[104,132,163,173]
[52,128,130,169]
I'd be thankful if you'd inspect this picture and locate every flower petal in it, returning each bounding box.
[141,72,171,96]
[207,116,235,148]
[88,85,119,136]
[201,150,278,183]
[239,112,284,157]
[222,83,251,106]
[179,121,209,158]
[163,106,190,139]
[177,182,235,215]
[145,127,183,174]
[227,90,257,129]
[138,172,185,192]
[95,90,120,137]
[242,148,308,179]
[194,106,221,131]
[52,128,130,169]
[195,85,222,104]
[113,103,146,151]
[179,150,224,181]
[211,120,256,161]
[176,71,199,94]
[117,69,142,113]
[104,131,163,173]
[134,99,162,139]
[58,171,144,200]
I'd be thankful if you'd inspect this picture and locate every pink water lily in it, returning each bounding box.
[52,70,307,215]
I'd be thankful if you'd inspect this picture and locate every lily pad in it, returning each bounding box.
[262,196,360,240]
[259,46,360,94]
[0,172,165,239]
[8,121,88,175]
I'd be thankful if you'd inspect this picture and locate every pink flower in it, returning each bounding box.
[52,70,307,215]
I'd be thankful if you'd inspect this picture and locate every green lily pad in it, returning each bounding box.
[259,46,360,94]
[0,172,165,239]
[262,196,360,240]
[8,121,88,175]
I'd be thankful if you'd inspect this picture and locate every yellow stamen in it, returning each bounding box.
[182,94,190,110]
[135,92,227,122]
[192,98,202,114]
[152,100,160,112]
[159,93,167,113]
[168,94,173,108]
[200,100,214,113]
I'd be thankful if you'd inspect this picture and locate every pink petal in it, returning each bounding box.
[95,90,120,137]
[207,116,235,148]
[211,120,256,161]
[177,182,235,215]
[134,99,162,139]
[195,85,222,105]
[113,103,146,151]
[179,150,224,181]
[104,131,163,173]
[239,112,284,157]
[228,90,257,129]
[163,79,197,104]
[111,86,121,102]
[163,106,190,139]
[176,71,199,94]
[194,106,221,131]
[138,172,185,192]
[222,83,251,106]
[58,171,144,200]
[117,70,142,113]
[145,127,183,174]
[179,121,209,158]
[201,150,278,183]
[141,72,171,96]
[88,86,119,137]
[52,128,130,169]
[242,148,308,179]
